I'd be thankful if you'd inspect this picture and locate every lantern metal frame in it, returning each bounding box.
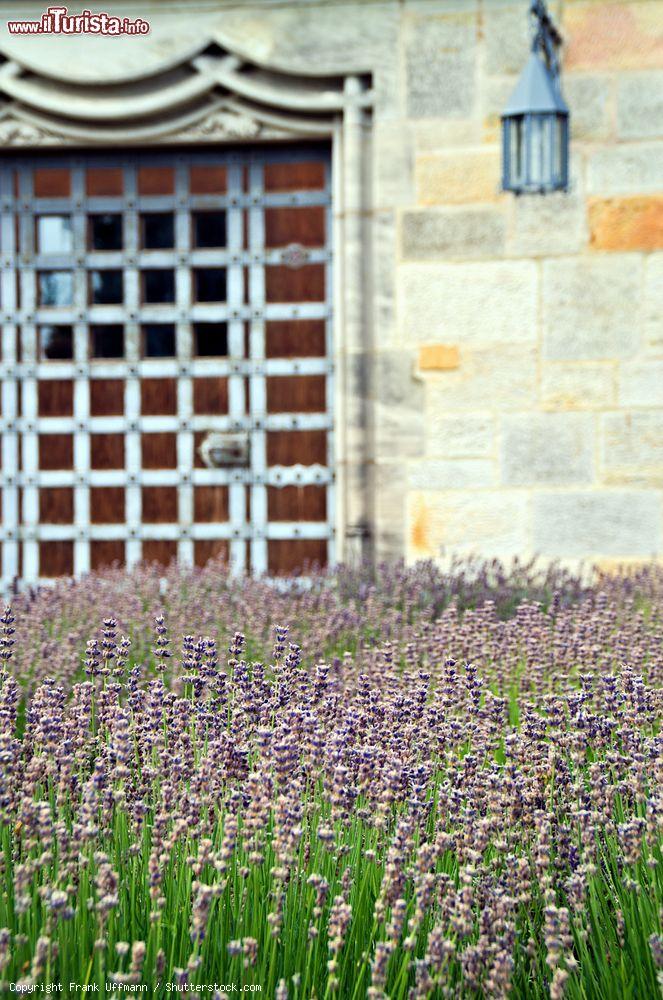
[501,0,570,195]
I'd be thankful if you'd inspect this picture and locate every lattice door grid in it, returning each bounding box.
[0,147,334,587]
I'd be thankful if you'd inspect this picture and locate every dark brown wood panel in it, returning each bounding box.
[194,486,229,522]
[40,541,73,577]
[141,378,177,415]
[90,379,124,416]
[38,380,73,417]
[265,207,325,248]
[194,539,229,567]
[266,264,325,303]
[267,430,327,466]
[137,167,174,195]
[34,168,70,197]
[142,486,178,523]
[193,431,206,469]
[263,161,325,191]
[39,487,73,524]
[90,487,125,523]
[190,165,227,194]
[268,485,326,522]
[39,434,73,470]
[266,376,325,413]
[266,321,325,358]
[193,378,228,414]
[91,434,124,469]
[268,539,327,576]
[142,434,177,469]
[91,540,125,570]
[142,540,177,566]
[86,168,123,196]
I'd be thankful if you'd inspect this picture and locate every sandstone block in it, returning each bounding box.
[418,344,460,370]
[501,413,594,486]
[484,4,530,75]
[644,254,663,352]
[508,184,587,257]
[564,3,663,72]
[589,196,663,252]
[587,144,663,196]
[415,119,481,150]
[405,13,476,119]
[415,149,500,205]
[618,361,663,407]
[423,345,537,411]
[542,255,641,360]
[602,411,663,469]
[407,490,530,561]
[242,4,397,74]
[408,458,496,489]
[402,207,506,261]
[399,261,538,345]
[533,491,662,558]
[564,74,611,141]
[617,72,663,140]
[425,412,495,458]
[540,364,616,410]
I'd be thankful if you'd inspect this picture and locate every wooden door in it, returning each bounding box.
[0,147,333,587]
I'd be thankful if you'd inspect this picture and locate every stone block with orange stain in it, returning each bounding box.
[564,3,663,71]
[407,490,529,561]
[418,344,460,371]
[589,196,663,252]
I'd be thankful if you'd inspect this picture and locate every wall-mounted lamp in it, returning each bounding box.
[501,0,569,194]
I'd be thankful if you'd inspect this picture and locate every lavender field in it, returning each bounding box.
[0,558,661,999]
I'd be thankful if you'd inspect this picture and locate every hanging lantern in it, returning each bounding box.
[501,0,569,194]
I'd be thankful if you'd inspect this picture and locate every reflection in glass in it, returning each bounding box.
[193,211,227,248]
[143,270,175,303]
[90,270,123,304]
[37,216,73,254]
[89,214,123,250]
[194,268,227,302]
[143,324,176,357]
[194,322,228,357]
[91,325,124,358]
[39,271,73,306]
[40,325,73,360]
[141,213,174,249]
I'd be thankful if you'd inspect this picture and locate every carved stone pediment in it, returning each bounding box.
[0,116,63,146]
[0,34,371,148]
[170,109,262,142]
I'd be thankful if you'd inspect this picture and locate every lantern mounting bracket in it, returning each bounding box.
[530,0,563,81]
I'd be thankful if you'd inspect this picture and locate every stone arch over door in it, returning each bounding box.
[0,30,374,584]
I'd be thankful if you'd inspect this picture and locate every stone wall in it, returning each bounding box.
[180,0,663,568]
[4,0,660,569]
[379,0,663,569]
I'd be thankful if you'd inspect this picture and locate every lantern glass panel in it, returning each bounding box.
[555,117,565,183]
[508,117,525,188]
[530,115,543,187]
[544,116,553,186]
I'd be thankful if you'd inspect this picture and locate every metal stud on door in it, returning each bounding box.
[0,148,334,588]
